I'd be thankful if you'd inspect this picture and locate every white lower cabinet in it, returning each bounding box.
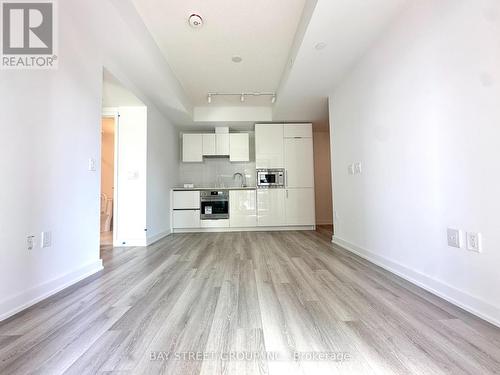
[230,190,257,227]
[173,210,200,229]
[285,188,315,226]
[257,189,285,227]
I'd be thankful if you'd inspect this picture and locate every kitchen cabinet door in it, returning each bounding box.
[230,190,257,227]
[257,189,285,227]
[284,137,314,188]
[173,210,200,229]
[216,134,230,155]
[229,133,249,162]
[202,134,216,156]
[255,124,284,168]
[284,123,313,138]
[173,191,200,209]
[285,188,315,226]
[182,134,203,162]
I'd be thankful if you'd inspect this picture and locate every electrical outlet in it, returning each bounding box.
[354,162,362,174]
[41,231,52,248]
[447,228,461,248]
[466,232,481,252]
[27,236,35,251]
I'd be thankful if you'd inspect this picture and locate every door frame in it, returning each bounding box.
[101,108,120,247]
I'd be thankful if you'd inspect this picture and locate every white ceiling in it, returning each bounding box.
[132,0,307,107]
[129,0,409,128]
[274,0,409,122]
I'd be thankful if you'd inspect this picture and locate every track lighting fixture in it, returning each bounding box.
[206,92,277,104]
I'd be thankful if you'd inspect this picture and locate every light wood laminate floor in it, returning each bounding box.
[1,229,500,374]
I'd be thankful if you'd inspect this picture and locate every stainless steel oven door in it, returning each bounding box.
[200,191,229,220]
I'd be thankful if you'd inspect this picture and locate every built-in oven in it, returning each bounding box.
[256,169,285,188]
[200,190,229,220]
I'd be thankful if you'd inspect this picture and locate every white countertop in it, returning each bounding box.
[172,187,256,191]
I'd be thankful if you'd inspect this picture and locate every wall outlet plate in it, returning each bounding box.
[27,236,35,251]
[447,228,461,248]
[466,232,481,252]
[41,231,52,248]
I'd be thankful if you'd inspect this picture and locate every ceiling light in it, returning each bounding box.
[232,55,242,63]
[271,94,276,104]
[188,14,203,28]
[315,42,327,50]
[240,94,245,102]
[207,94,212,104]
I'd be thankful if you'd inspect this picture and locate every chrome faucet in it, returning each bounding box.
[232,172,247,188]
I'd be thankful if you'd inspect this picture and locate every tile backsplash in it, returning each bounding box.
[179,158,256,188]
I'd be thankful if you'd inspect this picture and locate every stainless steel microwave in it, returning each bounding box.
[256,169,285,188]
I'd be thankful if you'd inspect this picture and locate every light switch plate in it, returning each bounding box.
[466,232,481,252]
[348,164,355,175]
[354,162,362,174]
[447,228,461,248]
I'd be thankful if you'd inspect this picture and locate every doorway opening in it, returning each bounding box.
[100,116,116,249]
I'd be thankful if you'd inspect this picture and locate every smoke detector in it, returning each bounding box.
[188,14,203,28]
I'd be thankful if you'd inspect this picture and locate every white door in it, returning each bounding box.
[285,188,315,226]
[257,189,285,226]
[202,134,216,156]
[230,190,257,227]
[255,124,284,168]
[216,134,230,155]
[284,137,314,188]
[182,134,203,162]
[229,133,249,162]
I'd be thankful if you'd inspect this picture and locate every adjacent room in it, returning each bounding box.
[1,0,499,374]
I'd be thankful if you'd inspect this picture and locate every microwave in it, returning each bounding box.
[256,169,285,188]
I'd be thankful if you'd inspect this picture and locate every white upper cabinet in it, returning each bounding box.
[284,123,313,138]
[284,137,314,188]
[182,134,203,162]
[183,131,249,162]
[216,133,230,155]
[229,133,249,162]
[202,134,216,156]
[255,124,284,168]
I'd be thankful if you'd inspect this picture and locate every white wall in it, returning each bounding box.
[114,107,148,246]
[330,0,500,325]
[147,106,179,243]
[0,0,182,321]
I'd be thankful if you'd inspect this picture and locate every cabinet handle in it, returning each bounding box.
[286,170,288,187]
[286,189,288,199]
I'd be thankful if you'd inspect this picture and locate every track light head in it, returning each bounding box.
[271,94,276,104]
[207,94,212,104]
[240,94,245,102]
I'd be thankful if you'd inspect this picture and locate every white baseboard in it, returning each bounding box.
[331,236,500,328]
[147,229,171,246]
[0,259,103,322]
[173,225,316,234]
